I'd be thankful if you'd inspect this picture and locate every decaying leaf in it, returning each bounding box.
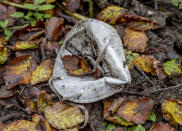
[0,36,7,48]
[163,59,182,76]
[62,55,91,76]
[45,17,64,41]
[25,99,36,114]
[96,6,127,24]
[14,41,39,50]
[117,97,154,124]
[0,47,9,64]
[2,120,38,131]
[149,122,174,131]
[0,86,17,99]
[97,6,159,31]
[64,0,84,12]
[124,49,140,69]
[32,114,41,123]
[30,59,54,85]
[37,91,53,112]
[133,55,156,75]
[44,102,84,129]
[123,27,148,53]
[162,99,182,126]
[3,55,37,89]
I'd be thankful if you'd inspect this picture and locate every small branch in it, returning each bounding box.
[84,0,94,17]
[56,2,88,20]
[2,1,37,11]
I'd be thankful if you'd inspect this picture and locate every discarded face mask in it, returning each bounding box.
[49,19,131,103]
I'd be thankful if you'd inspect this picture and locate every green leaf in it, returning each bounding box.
[43,14,51,19]
[11,12,25,18]
[31,20,37,26]
[34,12,44,21]
[35,0,46,4]
[38,4,54,11]
[163,59,182,75]
[106,123,116,131]
[170,0,178,6]
[58,40,64,46]
[0,19,9,29]
[148,112,156,122]
[4,29,13,40]
[128,124,146,131]
[23,3,37,10]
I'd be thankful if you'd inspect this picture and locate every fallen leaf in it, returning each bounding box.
[163,59,182,76]
[44,102,84,129]
[97,6,127,24]
[2,120,38,131]
[149,122,174,131]
[97,6,159,31]
[123,27,148,53]
[63,0,84,12]
[162,99,182,126]
[133,55,156,75]
[0,47,9,64]
[32,114,41,123]
[45,17,64,41]
[25,99,36,114]
[0,86,17,99]
[117,97,154,124]
[30,59,54,85]
[3,55,37,89]
[14,41,39,50]
[124,49,140,69]
[37,91,53,112]
[0,36,7,48]
[62,55,91,76]
[128,124,146,131]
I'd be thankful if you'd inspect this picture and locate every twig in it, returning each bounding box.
[2,1,37,11]
[134,65,154,85]
[56,2,88,20]
[84,0,94,17]
[149,83,182,93]
[0,25,27,32]
[19,85,25,96]
[40,38,46,61]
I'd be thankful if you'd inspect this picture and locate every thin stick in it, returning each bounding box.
[134,65,154,85]
[84,0,94,17]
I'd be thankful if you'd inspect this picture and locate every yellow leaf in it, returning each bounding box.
[133,55,156,75]
[0,36,7,48]
[0,47,9,64]
[123,28,148,53]
[162,99,182,126]
[2,120,38,131]
[97,6,127,24]
[44,102,84,129]
[30,59,54,85]
[15,41,39,50]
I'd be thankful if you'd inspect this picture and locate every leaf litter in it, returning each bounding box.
[0,0,182,130]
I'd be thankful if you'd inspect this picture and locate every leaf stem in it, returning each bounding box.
[56,2,88,20]
[84,0,94,17]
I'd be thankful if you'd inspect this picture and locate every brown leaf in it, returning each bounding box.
[117,97,154,124]
[149,122,174,131]
[30,59,54,85]
[0,36,7,48]
[0,86,17,99]
[45,17,64,41]
[3,55,37,89]
[62,55,91,76]
[123,27,148,53]
[65,0,84,12]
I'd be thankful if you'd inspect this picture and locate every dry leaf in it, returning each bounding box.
[97,6,159,31]
[14,41,39,50]
[123,27,148,53]
[30,59,54,85]
[44,102,84,129]
[133,55,156,75]
[62,55,91,76]
[37,91,53,112]
[3,55,37,89]
[2,120,38,131]
[117,97,154,124]
[149,122,174,131]
[162,99,182,126]
[45,17,64,41]
[0,86,17,99]
[0,47,9,64]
